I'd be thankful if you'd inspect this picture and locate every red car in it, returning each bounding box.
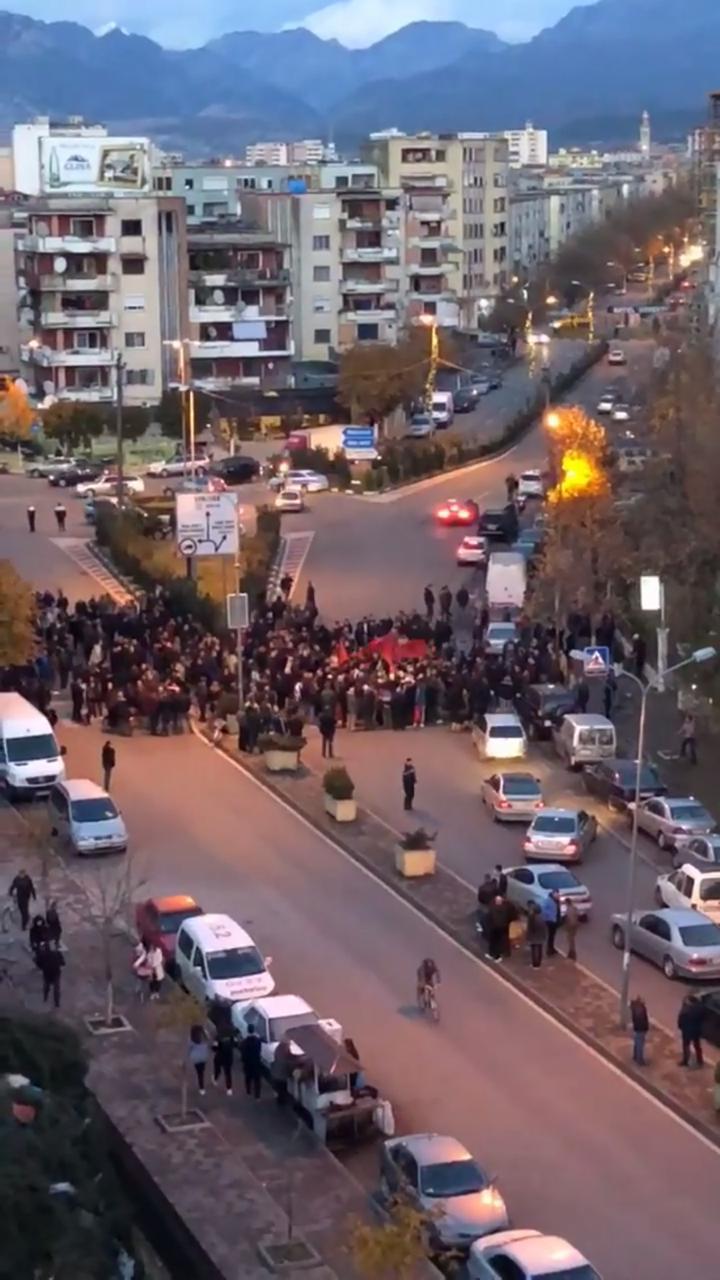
[434,498,479,526]
[135,895,203,970]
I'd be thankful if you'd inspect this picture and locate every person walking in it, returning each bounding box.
[187,1024,210,1095]
[29,914,48,959]
[36,940,64,1009]
[212,1025,235,1097]
[271,1033,295,1107]
[526,903,547,969]
[26,505,36,532]
[678,994,704,1068]
[8,868,36,931]
[402,758,417,811]
[45,901,62,949]
[575,678,590,714]
[240,1023,263,1099]
[564,899,580,961]
[679,713,697,765]
[485,895,515,963]
[318,707,336,759]
[630,995,649,1066]
[494,864,508,896]
[603,669,616,720]
[53,501,67,533]
[542,891,562,957]
[101,740,116,791]
[423,585,435,622]
[439,585,452,624]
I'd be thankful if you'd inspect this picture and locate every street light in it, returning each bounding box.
[546,294,559,306]
[418,313,439,405]
[544,409,562,431]
[618,644,717,1028]
[163,337,196,478]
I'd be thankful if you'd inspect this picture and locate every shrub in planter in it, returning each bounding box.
[395,827,437,877]
[257,732,306,754]
[323,766,357,822]
[399,827,437,851]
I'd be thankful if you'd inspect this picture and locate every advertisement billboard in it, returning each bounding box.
[39,136,150,195]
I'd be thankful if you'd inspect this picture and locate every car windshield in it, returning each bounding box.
[669,804,710,824]
[158,906,203,934]
[269,1011,319,1040]
[70,797,119,823]
[533,816,576,835]
[6,733,58,763]
[207,946,266,979]
[420,1158,487,1198]
[489,627,516,641]
[502,777,540,796]
[537,871,579,890]
[489,726,523,739]
[578,728,614,746]
[699,881,720,903]
[520,472,539,482]
[678,924,720,947]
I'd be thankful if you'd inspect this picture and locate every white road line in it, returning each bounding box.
[49,537,133,604]
[192,724,720,1160]
[269,531,315,599]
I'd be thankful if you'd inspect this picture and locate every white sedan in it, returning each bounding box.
[146,456,207,478]
[517,469,544,500]
[231,994,342,1069]
[269,469,329,493]
[75,473,145,498]
[457,535,488,567]
[275,486,305,513]
[611,403,631,422]
[469,1229,600,1280]
[607,348,627,365]
[596,392,617,414]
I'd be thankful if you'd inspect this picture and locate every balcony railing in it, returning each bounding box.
[34,273,115,291]
[189,266,290,286]
[341,247,399,264]
[21,343,115,367]
[341,279,399,294]
[189,339,294,360]
[57,386,114,403]
[22,234,117,253]
[41,310,114,328]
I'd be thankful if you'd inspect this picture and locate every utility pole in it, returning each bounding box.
[115,352,125,507]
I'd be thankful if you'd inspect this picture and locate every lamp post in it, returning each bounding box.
[618,645,717,1028]
[163,338,195,479]
[418,314,439,407]
[571,279,595,338]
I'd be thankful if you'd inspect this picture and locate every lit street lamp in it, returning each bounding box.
[418,313,439,406]
[618,645,716,1028]
[163,337,196,478]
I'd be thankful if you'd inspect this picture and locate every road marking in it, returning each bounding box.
[49,537,133,604]
[192,724,720,1161]
[267,531,315,599]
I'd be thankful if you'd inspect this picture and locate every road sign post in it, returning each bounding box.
[175,492,239,558]
[227,591,249,727]
[341,424,377,461]
[582,646,610,677]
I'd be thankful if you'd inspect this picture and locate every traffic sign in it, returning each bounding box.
[341,424,377,461]
[226,592,249,630]
[583,646,610,676]
[175,491,239,558]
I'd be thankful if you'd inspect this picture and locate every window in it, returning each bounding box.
[124,332,145,349]
[312,298,330,313]
[486,1258,525,1280]
[70,217,95,238]
[122,258,145,276]
[357,323,378,341]
[121,219,142,237]
[191,947,207,978]
[177,929,193,960]
[314,328,331,344]
[187,205,195,216]
[312,235,330,251]
[313,265,330,282]
[75,332,100,350]
[312,205,331,220]
[184,177,194,190]
[126,369,155,386]
[123,296,145,311]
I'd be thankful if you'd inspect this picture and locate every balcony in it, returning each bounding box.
[190,339,294,360]
[341,306,399,321]
[119,236,146,257]
[340,216,383,231]
[412,207,455,222]
[21,343,115,368]
[41,310,114,329]
[57,386,114,403]
[413,262,447,275]
[341,247,399,264]
[189,266,290,287]
[35,273,115,291]
[341,279,399,294]
[22,234,117,254]
[190,305,243,324]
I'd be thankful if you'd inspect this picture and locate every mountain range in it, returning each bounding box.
[0,1,712,155]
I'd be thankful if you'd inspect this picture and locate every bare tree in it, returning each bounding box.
[75,854,146,1029]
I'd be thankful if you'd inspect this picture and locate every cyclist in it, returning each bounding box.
[416,957,440,1011]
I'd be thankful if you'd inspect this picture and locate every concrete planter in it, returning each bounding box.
[394,846,437,878]
[264,748,300,773]
[324,794,357,823]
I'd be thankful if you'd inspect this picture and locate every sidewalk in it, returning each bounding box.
[207,727,720,1147]
[0,800,397,1280]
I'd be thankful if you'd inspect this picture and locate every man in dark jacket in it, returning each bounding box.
[678,994,704,1067]
[526,903,547,968]
[318,707,336,759]
[239,1024,263,1098]
[630,995,650,1066]
[402,758,417,811]
[101,740,116,791]
[8,869,36,931]
[485,895,516,962]
[36,941,64,1008]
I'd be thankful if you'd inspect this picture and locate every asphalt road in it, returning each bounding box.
[48,717,720,1280]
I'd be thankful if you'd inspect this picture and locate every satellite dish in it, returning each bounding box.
[212,288,225,305]
[53,256,67,274]
[207,325,218,339]
[36,221,49,237]
[43,380,55,395]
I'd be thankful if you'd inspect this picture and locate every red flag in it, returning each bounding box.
[333,640,349,667]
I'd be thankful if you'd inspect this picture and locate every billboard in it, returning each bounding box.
[39,136,150,195]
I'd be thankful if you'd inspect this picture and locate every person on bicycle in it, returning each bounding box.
[416,957,440,1005]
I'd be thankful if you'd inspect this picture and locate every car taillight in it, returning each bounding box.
[689,955,709,966]
[523,839,532,850]
[438,509,449,519]
[498,800,511,809]
[565,842,578,854]
[535,801,544,809]
[459,509,471,520]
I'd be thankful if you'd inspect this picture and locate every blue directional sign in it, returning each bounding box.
[342,426,375,449]
[583,646,610,677]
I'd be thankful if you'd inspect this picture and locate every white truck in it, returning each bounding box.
[485,550,527,614]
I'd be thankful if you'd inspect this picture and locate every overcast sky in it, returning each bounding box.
[8,0,595,47]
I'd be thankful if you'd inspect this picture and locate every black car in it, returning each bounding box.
[583,758,667,812]
[697,989,720,1049]
[453,386,480,413]
[209,455,259,485]
[516,683,577,740]
[478,504,519,543]
[49,460,105,487]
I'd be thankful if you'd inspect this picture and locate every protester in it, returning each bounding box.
[630,995,649,1066]
[36,940,64,1009]
[53,502,67,532]
[402,758,417,811]
[564,899,580,961]
[45,901,62,949]
[212,1024,235,1097]
[28,914,48,958]
[101,739,116,790]
[187,1024,210,1095]
[678,994,704,1068]
[240,1023,263,1099]
[542,891,563,957]
[526,903,547,969]
[8,869,36,931]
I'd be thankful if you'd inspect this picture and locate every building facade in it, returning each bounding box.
[18,194,187,406]
[152,160,380,225]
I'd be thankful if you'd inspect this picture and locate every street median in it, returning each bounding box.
[207,727,720,1147]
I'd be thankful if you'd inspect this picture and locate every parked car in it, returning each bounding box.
[83,495,118,524]
[380,1134,509,1252]
[48,460,105,487]
[696,988,720,1048]
[468,1230,600,1280]
[473,714,527,762]
[174,913,274,1005]
[406,412,434,439]
[628,795,716,851]
[480,772,543,822]
[484,622,518,656]
[268,469,329,493]
[434,498,479,526]
[275,487,305,513]
[582,758,666,811]
[673,834,720,869]
[453,386,482,413]
[517,470,544,500]
[166,474,228,497]
[146,455,208,478]
[134,894,204,971]
[75,473,145,498]
[478,507,518,543]
[27,455,79,479]
[209,455,260,484]
[504,863,592,920]
[231,994,341,1069]
[457,535,488,567]
[655,864,720,923]
[523,808,597,863]
[596,390,618,414]
[516,684,576,741]
[607,348,627,365]
[610,907,720,980]
[553,714,616,770]
[611,403,631,423]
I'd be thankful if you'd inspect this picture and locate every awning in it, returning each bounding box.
[289,1024,362,1075]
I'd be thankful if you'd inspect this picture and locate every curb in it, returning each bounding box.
[90,542,141,600]
[206,728,720,1152]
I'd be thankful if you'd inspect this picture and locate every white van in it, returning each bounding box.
[0,693,65,798]
[175,913,275,1006]
[473,713,528,761]
[430,391,455,428]
[656,863,720,922]
[486,551,526,612]
[49,779,127,856]
[553,713,616,770]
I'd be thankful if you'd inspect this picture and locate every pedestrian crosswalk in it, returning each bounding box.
[267,531,315,600]
[49,537,134,605]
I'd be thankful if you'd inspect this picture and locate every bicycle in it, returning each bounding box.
[417,982,440,1023]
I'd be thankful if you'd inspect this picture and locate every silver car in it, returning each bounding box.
[27,456,77,478]
[380,1133,508,1251]
[611,907,720,981]
[628,796,715,851]
[505,863,593,920]
[673,833,720,870]
[484,622,518,656]
[480,772,543,822]
[523,808,597,863]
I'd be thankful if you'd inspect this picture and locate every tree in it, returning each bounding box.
[75,855,145,1029]
[0,377,33,441]
[151,985,206,1120]
[42,401,105,452]
[338,341,424,425]
[154,389,184,439]
[349,1199,445,1279]
[0,560,35,665]
[117,404,150,441]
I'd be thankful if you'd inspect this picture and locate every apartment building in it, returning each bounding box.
[364,131,509,327]
[18,194,187,406]
[245,139,333,166]
[187,224,293,390]
[509,190,550,277]
[152,160,380,225]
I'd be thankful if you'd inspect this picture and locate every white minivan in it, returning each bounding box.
[473,713,528,761]
[0,693,66,798]
[49,778,127,856]
[553,713,616,770]
[430,391,455,427]
[175,913,275,1006]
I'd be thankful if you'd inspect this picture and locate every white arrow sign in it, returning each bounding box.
[175,491,239,558]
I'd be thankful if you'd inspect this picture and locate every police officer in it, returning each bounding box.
[53,501,67,532]
[26,504,36,532]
